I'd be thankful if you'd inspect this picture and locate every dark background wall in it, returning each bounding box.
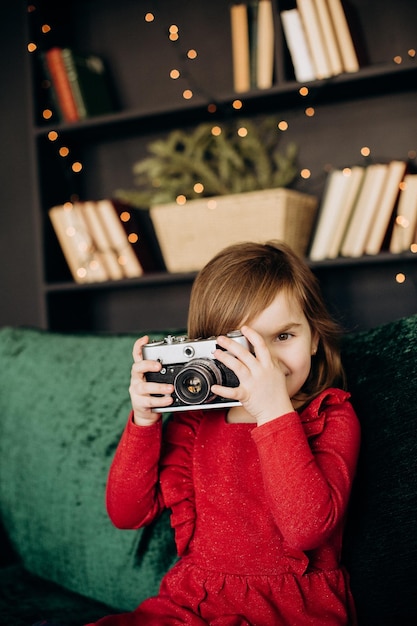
[0,3,43,328]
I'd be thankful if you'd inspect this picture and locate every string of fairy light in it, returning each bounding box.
[27,4,417,286]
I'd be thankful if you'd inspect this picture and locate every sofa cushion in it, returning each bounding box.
[341,313,417,625]
[0,315,416,624]
[0,327,177,611]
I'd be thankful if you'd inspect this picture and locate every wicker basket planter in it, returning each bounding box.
[150,188,318,273]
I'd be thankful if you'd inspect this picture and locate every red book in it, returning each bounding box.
[45,47,79,123]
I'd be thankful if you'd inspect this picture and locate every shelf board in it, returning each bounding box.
[44,270,198,294]
[33,62,417,141]
[43,251,417,294]
[310,250,417,270]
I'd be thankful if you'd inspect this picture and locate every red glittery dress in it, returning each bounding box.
[89,388,360,626]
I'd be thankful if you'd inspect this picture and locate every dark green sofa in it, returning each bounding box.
[0,316,416,625]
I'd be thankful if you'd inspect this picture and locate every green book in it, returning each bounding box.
[61,48,117,119]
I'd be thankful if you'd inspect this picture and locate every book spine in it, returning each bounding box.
[390,175,417,253]
[280,9,316,83]
[341,164,388,257]
[39,53,64,123]
[49,204,108,283]
[61,48,88,120]
[45,48,80,123]
[309,169,347,261]
[95,199,143,278]
[256,0,275,89]
[81,201,124,280]
[297,0,332,79]
[326,0,359,72]
[326,166,365,258]
[365,160,407,255]
[313,0,344,75]
[230,3,251,93]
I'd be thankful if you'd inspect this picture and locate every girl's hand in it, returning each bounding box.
[129,336,174,427]
[211,326,294,425]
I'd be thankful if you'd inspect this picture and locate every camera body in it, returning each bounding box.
[143,331,249,412]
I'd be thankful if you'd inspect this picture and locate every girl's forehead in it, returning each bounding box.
[248,290,306,326]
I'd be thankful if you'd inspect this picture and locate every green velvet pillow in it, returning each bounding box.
[341,314,417,625]
[0,327,177,611]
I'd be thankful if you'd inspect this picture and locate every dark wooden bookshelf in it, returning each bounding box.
[1,1,416,333]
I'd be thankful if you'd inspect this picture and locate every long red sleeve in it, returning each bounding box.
[106,415,165,529]
[252,390,360,551]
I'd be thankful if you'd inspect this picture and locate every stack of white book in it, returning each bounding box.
[281,0,360,83]
[309,160,416,261]
[49,199,161,283]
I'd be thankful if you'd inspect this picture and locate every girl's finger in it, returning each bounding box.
[240,326,273,362]
[132,335,150,362]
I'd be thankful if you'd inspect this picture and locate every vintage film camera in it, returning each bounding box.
[143,331,250,412]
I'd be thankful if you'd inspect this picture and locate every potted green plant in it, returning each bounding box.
[117,117,318,273]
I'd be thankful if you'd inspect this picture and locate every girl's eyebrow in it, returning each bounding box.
[274,322,303,333]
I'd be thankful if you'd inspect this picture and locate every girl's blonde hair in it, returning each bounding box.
[187,240,345,404]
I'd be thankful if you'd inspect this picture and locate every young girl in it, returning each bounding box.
[89,240,361,626]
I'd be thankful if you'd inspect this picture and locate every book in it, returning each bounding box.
[313,0,344,76]
[52,200,164,283]
[44,48,80,123]
[256,0,275,89]
[389,174,417,253]
[365,160,407,255]
[61,48,116,119]
[49,203,108,283]
[340,163,388,257]
[230,3,251,93]
[280,9,316,83]
[94,199,144,279]
[309,168,355,261]
[81,201,125,280]
[247,1,260,88]
[326,166,365,258]
[326,0,360,73]
[297,0,332,79]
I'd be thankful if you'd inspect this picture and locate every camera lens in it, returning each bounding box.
[174,359,222,405]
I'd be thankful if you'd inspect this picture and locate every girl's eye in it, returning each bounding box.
[277,333,291,341]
